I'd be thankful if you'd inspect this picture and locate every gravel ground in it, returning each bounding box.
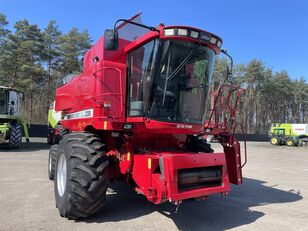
[0,139,307,231]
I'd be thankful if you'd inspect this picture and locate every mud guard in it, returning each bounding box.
[223,139,243,185]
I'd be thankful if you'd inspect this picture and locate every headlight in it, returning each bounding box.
[163,27,222,48]
[190,30,199,38]
[178,28,188,36]
[200,31,211,41]
[210,37,217,44]
[164,28,175,36]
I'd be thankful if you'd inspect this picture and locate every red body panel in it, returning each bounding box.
[56,60,127,131]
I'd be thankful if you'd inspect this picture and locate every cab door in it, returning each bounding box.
[8,91,20,116]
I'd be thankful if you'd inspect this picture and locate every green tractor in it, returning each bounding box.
[0,86,29,148]
[269,123,308,146]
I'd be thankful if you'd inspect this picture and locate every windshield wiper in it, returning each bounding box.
[162,50,193,106]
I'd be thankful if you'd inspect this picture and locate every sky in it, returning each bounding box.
[1,0,308,81]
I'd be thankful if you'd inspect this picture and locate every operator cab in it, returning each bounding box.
[0,87,23,116]
[106,24,222,127]
[272,128,286,136]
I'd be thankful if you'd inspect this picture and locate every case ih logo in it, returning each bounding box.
[176,124,193,129]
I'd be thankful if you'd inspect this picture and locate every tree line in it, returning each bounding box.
[0,13,92,124]
[1,13,307,134]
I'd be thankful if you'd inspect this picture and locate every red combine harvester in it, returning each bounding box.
[49,14,247,219]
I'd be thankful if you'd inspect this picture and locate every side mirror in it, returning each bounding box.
[221,48,233,83]
[227,65,232,80]
[104,29,119,51]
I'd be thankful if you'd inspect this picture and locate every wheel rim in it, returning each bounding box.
[57,153,67,197]
[287,140,293,146]
[272,138,277,144]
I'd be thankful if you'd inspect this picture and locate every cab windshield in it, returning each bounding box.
[273,129,285,135]
[150,40,215,124]
[127,40,215,125]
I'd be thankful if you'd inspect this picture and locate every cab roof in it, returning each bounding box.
[0,86,24,94]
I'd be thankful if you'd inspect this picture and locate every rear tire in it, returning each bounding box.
[9,123,22,148]
[270,136,280,145]
[54,132,109,219]
[286,138,294,147]
[48,144,59,180]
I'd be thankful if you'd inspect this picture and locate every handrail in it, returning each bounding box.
[224,88,245,132]
[206,83,241,131]
[205,84,230,129]
[205,83,248,169]
[236,122,247,168]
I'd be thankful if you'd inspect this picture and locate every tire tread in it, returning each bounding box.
[8,123,22,148]
[55,132,109,219]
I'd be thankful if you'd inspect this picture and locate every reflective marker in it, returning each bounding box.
[148,158,152,169]
[127,152,131,161]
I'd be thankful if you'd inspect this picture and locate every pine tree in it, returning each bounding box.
[42,20,62,102]
[0,13,10,84]
[58,28,92,73]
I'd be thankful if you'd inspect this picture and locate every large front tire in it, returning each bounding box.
[54,132,109,219]
[9,123,22,148]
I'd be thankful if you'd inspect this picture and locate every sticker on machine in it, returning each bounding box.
[62,109,93,120]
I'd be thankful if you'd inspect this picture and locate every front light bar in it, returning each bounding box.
[164,27,222,48]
